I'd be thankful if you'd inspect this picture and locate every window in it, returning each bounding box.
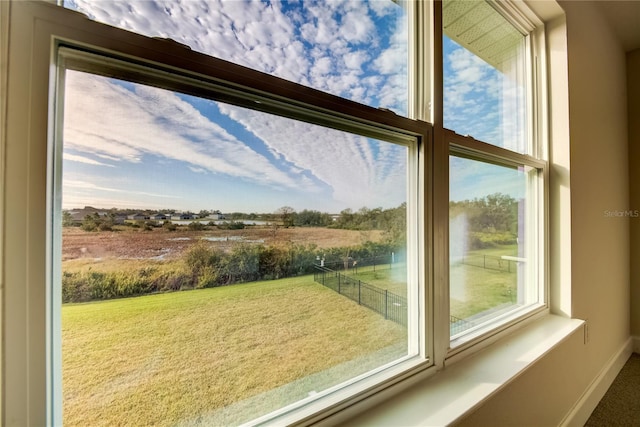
[443,0,546,347]
[3,0,548,425]
[449,142,544,342]
[56,50,424,425]
[443,0,529,153]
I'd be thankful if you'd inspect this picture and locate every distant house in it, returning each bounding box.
[211,213,226,220]
[129,213,148,221]
[67,208,110,224]
[114,214,128,224]
[179,213,193,220]
[152,213,167,221]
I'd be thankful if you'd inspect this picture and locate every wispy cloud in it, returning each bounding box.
[188,166,208,174]
[65,179,183,199]
[61,1,411,211]
[64,71,302,190]
[218,103,407,208]
[64,152,115,167]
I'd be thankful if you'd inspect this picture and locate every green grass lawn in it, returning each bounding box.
[345,264,407,296]
[347,245,519,323]
[451,244,518,321]
[62,275,406,426]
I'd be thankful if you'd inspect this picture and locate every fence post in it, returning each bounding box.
[358,280,361,305]
[338,273,341,294]
[384,289,388,319]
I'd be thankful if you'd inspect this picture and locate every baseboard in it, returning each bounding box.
[633,336,640,354]
[560,337,633,427]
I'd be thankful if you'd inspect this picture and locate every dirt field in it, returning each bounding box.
[62,226,383,261]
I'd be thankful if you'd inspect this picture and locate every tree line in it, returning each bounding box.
[450,193,520,249]
[62,241,400,303]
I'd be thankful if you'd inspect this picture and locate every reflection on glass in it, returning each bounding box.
[60,71,409,425]
[449,155,535,337]
[443,0,528,153]
[64,0,409,116]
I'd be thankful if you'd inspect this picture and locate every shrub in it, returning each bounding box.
[468,231,517,249]
[185,243,222,272]
[62,269,156,302]
[98,221,113,231]
[188,221,205,231]
[196,266,221,289]
[163,221,177,231]
[154,270,192,292]
[217,221,245,230]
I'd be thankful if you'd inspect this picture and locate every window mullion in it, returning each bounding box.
[430,0,450,368]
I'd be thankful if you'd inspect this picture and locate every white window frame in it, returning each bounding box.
[54,43,431,426]
[436,1,549,357]
[445,131,548,355]
[0,0,550,425]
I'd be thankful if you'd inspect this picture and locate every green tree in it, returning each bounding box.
[81,214,98,231]
[276,206,296,228]
[62,211,75,227]
[223,244,260,284]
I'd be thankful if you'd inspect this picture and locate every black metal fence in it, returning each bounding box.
[457,254,519,273]
[313,266,407,326]
[319,253,405,274]
[450,315,474,335]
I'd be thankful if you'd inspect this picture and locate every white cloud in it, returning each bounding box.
[218,103,407,209]
[343,51,369,73]
[62,1,412,209]
[338,10,375,43]
[68,0,408,114]
[64,71,302,190]
[368,0,396,17]
[64,179,182,199]
[64,153,115,167]
[444,39,526,150]
[188,166,208,174]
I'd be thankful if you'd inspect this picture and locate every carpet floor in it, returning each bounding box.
[585,352,640,426]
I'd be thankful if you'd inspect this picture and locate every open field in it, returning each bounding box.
[62,275,406,426]
[345,265,408,296]
[451,244,518,320]
[61,226,519,424]
[62,226,383,261]
[345,244,518,322]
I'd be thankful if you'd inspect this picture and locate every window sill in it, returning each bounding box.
[319,314,584,427]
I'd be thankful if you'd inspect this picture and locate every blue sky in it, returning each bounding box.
[62,0,524,212]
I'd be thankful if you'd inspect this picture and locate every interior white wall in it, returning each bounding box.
[457,1,631,424]
[629,48,640,341]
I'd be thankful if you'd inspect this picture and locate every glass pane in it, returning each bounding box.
[59,70,411,425]
[63,0,409,116]
[443,0,528,153]
[449,155,536,337]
